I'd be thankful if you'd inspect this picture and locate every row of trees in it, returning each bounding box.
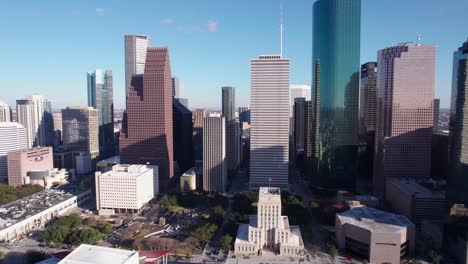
[44,214,113,246]
[0,184,43,205]
[159,191,228,210]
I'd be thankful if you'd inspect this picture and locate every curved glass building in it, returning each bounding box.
[311,0,361,190]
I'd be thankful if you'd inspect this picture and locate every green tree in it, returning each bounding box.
[96,221,113,234]
[160,194,178,208]
[67,227,104,245]
[210,206,226,225]
[58,214,82,230]
[190,224,218,247]
[327,243,338,257]
[428,250,442,264]
[220,235,233,251]
[44,225,68,246]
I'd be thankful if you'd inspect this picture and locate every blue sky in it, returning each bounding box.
[0,0,466,110]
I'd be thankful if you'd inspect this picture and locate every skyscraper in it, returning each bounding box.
[222,86,236,121]
[62,106,99,159]
[238,107,251,125]
[173,99,193,175]
[359,62,378,142]
[0,122,27,183]
[448,39,468,205]
[193,109,206,162]
[293,97,307,152]
[303,100,313,179]
[311,0,361,190]
[203,115,227,192]
[87,69,115,158]
[124,34,151,104]
[172,76,184,98]
[0,101,11,122]
[16,95,53,148]
[250,55,289,189]
[433,98,440,132]
[120,47,174,191]
[374,44,436,195]
[226,120,241,174]
[290,85,311,117]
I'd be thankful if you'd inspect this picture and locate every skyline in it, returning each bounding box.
[1,0,467,109]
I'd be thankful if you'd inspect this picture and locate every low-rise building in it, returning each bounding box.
[180,167,196,192]
[95,164,158,215]
[58,244,139,264]
[7,147,54,187]
[385,178,447,223]
[336,206,415,263]
[234,187,305,256]
[0,188,90,242]
[24,168,70,188]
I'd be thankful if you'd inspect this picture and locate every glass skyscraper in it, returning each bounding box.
[222,86,235,121]
[311,0,361,190]
[87,69,115,159]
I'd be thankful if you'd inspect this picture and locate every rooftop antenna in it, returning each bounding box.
[280,3,283,58]
[417,33,421,46]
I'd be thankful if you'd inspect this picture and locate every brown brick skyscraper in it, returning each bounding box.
[120,47,173,191]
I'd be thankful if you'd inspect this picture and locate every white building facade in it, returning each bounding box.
[250,55,290,189]
[0,122,27,182]
[95,164,158,214]
[289,84,311,117]
[0,101,11,122]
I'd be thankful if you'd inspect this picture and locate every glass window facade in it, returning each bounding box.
[311,0,361,190]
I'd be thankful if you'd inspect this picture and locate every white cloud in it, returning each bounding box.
[95,8,105,16]
[160,18,174,24]
[206,20,218,32]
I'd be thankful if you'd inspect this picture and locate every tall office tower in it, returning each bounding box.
[448,39,468,205]
[293,98,306,152]
[87,69,115,158]
[250,55,289,189]
[175,98,189,108]
[0,101,11,122]
[120,47,174,191]
[172,76,184,98]
[173,99,193,175]
[16,95,53,148]
[239,107,251,124]
[193,109,206,162]
[433,98,440,132]
[359,62,378,142]
[124,34,151,104]
[303,100,313,179]
[311,0,361,190]
[373,44,436,195]
[222,86,236,121]
[290,85,311,117]
[0,122,27,182]
[226,120,241,174]
[203,115,227,192]
[62,106,99,159]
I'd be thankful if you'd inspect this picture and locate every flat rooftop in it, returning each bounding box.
[100,164,155,178]
[387,178,445,199]
[59,244,138,264]
[97,155,120,165]
[338,207,413,233]
[0,187,87,231]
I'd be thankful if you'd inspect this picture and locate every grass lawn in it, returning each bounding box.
[168,205,185,213]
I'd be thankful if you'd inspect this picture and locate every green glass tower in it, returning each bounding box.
[311,0,361,190]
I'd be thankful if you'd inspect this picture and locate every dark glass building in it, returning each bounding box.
[448,39,468,205]
[173,98,193,176]
[222,86,235,121]
[311,0,361,190]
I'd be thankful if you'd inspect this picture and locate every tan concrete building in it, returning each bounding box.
[336,206,415,263]
[7,147,53,187]
[234,187,304,256]
[180,167,196,192]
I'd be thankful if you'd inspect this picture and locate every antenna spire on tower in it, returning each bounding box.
[280,3,283,58]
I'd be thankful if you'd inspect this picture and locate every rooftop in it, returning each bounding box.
[234,223,251,245]
[181,167,196,177]
[0,188,87,231]
[387,178,445,199]
[259,187,281,203]
[337,207,413,233]
[58,244,138,264]
[0,122,24,128]
[99,164,157,178]
[97,155,120,165]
